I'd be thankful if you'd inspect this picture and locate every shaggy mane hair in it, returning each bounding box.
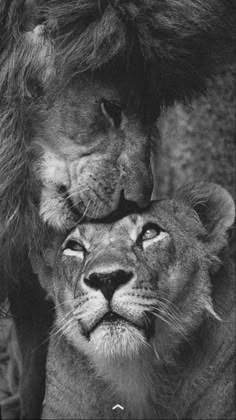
[0,0,235,302]
[44,0,235,105]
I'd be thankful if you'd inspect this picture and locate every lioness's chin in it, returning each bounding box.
[88,321,147,359]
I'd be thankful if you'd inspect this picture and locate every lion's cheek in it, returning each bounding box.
[40,187,75,231]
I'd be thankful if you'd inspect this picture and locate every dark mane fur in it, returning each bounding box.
[0,1,54,298]
[0,0,235,303]
[44,0,235,105]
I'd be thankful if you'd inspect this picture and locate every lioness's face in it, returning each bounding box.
[50,199,211,361]
[31,76,153,230]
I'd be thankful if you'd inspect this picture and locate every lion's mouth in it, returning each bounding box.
[85,311,155,340]
[64,187,142,223]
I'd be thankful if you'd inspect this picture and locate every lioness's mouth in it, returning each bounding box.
[88,312,132,336]
[86,311,155,340]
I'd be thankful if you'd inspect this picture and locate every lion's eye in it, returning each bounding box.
[140,223,163,242]
[63,240,85,253]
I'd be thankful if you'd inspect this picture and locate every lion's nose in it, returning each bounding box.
[84,270,133,301]
[122,172,153,208]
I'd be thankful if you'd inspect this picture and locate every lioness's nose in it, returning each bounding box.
[84,270,133,301]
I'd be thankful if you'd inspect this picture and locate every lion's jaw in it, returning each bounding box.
[31,77,153,231]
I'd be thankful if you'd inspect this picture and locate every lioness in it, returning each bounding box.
[36,182,235,419]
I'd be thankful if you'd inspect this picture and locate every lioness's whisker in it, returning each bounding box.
[151,305,184,334]
[155,294,182,316]
[30,312,75,354]
[151,308,188,343]
[152,340,160,361]
[51,317,74,341]
[150,311,177,333]
[150,302,184,331]
[154,302,179,320]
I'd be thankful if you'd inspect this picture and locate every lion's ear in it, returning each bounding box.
[174,182,235,238]
[100,98,124,129]
[23,0,44,31]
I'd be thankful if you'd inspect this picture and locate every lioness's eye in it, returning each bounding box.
[140,223,163,242]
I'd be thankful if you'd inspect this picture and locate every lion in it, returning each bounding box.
[0,1,235,418]
[0,5,153,418]
[0,0,234,276]
[30,182,235,420]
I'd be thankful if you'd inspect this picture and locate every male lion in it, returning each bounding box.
[31,182,235,419]
[0,0,235,418]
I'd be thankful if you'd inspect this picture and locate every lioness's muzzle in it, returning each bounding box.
[84,270,133,301]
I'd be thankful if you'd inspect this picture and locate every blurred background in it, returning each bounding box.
[153,62,235,250]
[154,64,235,200]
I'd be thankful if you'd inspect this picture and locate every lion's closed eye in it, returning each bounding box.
[63,239,86,257]
[100,98,123,128]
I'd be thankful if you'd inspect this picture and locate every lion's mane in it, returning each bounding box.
[0,0,235,299]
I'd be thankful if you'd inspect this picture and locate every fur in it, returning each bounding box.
[1,1,235,109]
[0,1,235,417]
[41,1,235,105]
[0,0,234,288]
[29,182,235,419]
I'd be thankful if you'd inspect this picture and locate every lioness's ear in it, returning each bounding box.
[174,182,235,238]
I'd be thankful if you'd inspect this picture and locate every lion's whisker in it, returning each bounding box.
[65,187,91,201]
[69,194,90,210]
[77,198,92,223]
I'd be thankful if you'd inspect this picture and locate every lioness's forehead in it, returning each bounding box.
[73,202,165,244]
[75,214,141,244]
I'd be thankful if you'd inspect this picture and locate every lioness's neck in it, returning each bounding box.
[42,264,235,419]
[42,334,177,419]
[91,350,169,419]
[42,311,234,420]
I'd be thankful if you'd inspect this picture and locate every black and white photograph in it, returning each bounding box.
[0,1,235,419]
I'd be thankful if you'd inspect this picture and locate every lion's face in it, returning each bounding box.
[48,183,234,365]
[31,76,153,230]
